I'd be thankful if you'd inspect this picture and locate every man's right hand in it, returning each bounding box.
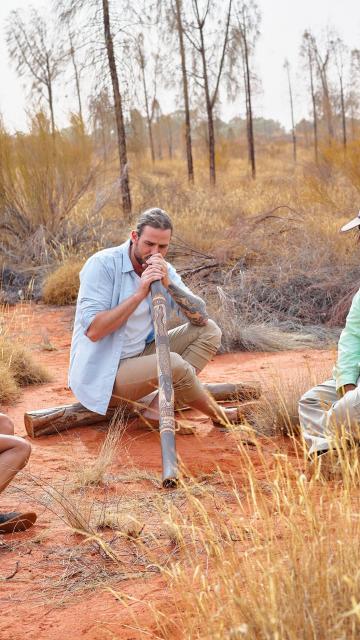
[138,263,164,298]
[338,383,357,397]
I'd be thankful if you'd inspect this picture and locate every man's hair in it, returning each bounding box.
[136,208,173,237]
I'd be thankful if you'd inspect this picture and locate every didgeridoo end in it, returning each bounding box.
[162,477,178,488]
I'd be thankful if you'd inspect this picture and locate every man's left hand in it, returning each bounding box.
[145,254,170,288]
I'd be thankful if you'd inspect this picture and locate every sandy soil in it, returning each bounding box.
[0,304,336,639]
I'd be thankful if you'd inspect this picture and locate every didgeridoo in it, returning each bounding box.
[150,280,178,488]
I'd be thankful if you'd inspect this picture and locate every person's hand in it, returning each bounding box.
[144,254,170,288]
[338,384,357,397]
[137,261,165,297]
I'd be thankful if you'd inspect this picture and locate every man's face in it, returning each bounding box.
[130,225,172,269]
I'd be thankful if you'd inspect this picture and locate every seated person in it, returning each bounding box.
[299,210,360,456]
[0,413,37,533]
[69,208,243,428]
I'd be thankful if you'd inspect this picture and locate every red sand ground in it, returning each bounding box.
[0,304,336,639]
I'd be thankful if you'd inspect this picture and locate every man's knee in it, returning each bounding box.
[0,414,14,436]
[201,319,222,349]
[170,352,195,382]
[15,438,32,469]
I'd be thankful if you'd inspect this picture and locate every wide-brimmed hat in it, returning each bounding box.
[340,211,360,232]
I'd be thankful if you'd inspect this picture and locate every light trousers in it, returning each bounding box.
[299,378,360,453]
[110,320,221,409]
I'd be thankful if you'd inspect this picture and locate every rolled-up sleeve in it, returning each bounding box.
[335,289,360,389]
[78,256,115,332]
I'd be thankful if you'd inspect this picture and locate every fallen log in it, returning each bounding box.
[24,381,261,438]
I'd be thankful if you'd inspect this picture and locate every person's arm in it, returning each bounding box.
[338,383,357,397]
[146,254,208,326]
[86,292,145,341]
[335,289,360,393]
[167,281,208,326]
[79,256,164,342]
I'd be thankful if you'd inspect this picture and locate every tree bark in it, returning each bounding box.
[285,62,297,162]
[193,0,232,186]
[102,0,132,219]
[24,382,261,437]
[198,25,216,185]
[45,53,56,141]
[174,0,194,183]
[69,30,84,129]
[308,52,319,164]
[243,29,256,177]
[339,75,347,151]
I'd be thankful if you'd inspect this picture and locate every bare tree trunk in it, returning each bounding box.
[137,41,155,163]
[285,61,297,162]
[196,12,215,184]
[350,101,356,140]
[174,0,194,183]
[45,53,56,141]
[308,53,319,164]
[69,30,84,129]
[166,117,173,159]
[102,0,132,219]
[142,66,155,163]
[339,75,347,151]
[318,57,334,144]
[193,0,232,186]
[243,32,256,177]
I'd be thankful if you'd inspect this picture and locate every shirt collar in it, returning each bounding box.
[122,239,134,273]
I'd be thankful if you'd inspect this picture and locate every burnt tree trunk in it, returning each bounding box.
[102,0,132,219]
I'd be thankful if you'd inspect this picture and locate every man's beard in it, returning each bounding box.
[133,245,150,269]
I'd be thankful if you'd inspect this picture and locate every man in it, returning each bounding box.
[0,413,37,533]
[299,210,360,457]
[69,208,242,428]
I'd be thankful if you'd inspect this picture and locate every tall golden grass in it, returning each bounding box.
[107,436,360,639]
[30,139,360,341]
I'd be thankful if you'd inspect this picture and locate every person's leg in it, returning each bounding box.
[0,434,31,494]
[110,349,242,427]
[0,414,36,533]
[141,320,227,421]
[143,320,222,373]
[0,414,14,436]
[299,379,360,454]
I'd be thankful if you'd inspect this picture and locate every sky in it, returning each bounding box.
[0,0,359,132]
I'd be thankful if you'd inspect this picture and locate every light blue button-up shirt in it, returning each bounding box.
[68,239,192,414]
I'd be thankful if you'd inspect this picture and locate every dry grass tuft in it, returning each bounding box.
[0,334,51,404]
[96,509,144,540]
[0,336,51,386]
[73,409,127,487]
[235,365,332,437]
[42,260,84,305]
[163,518,184,548]
[0,362,20,404]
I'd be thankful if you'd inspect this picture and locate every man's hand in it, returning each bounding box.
[143,254,170,288]
[138,257,167,298]
[338,383,357,397]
